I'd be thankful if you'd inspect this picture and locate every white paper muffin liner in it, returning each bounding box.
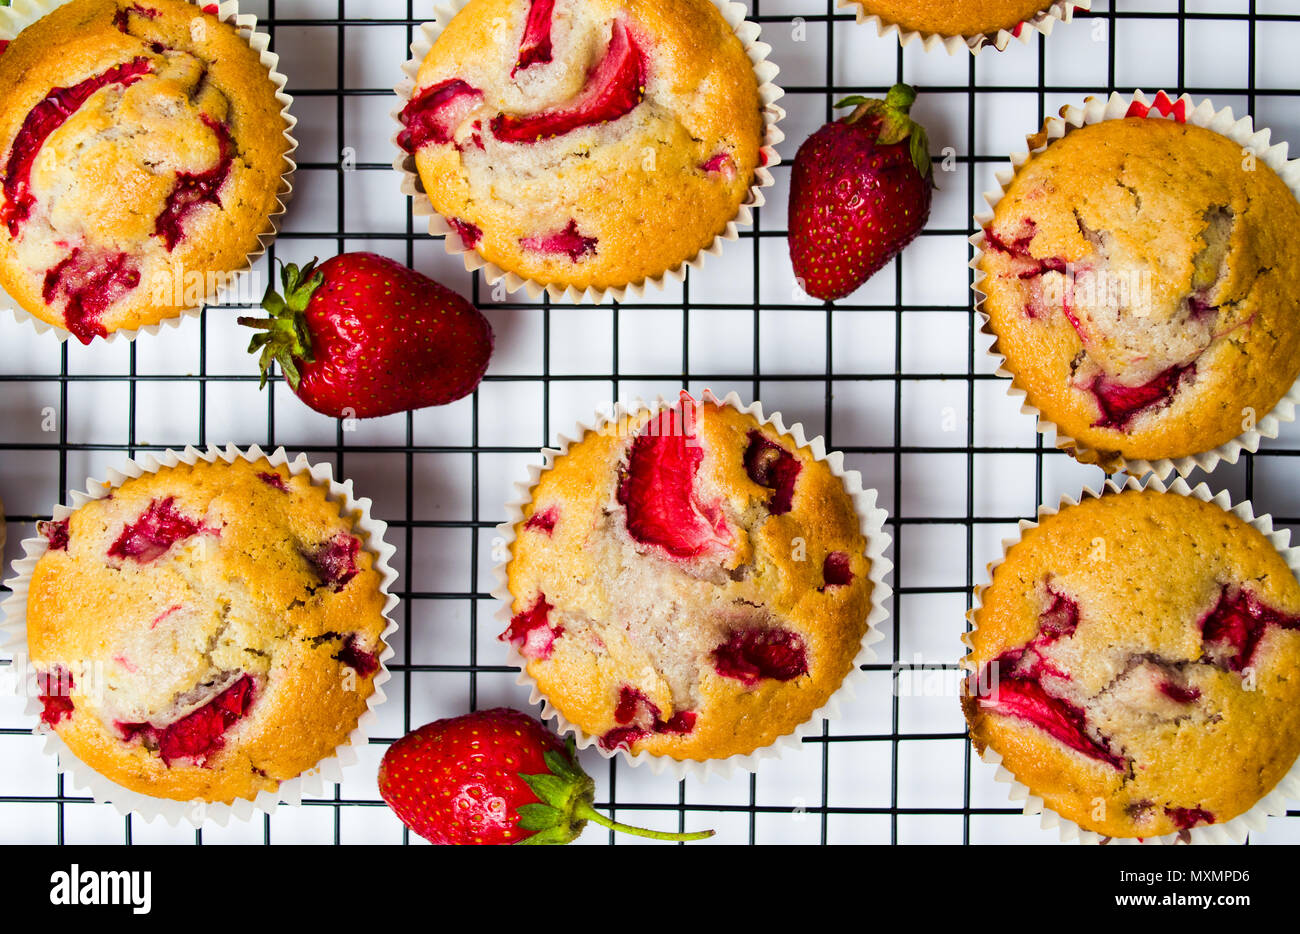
[0,444,400,826]
[971,89,1300,480]
[962,475,1300,844]
[0,0,299,344]
[393,0,785,304]
[491,388,893,781]
[837,0,1089,55]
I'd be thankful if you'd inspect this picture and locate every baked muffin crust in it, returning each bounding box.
[400,0,764,292]
[963,489,1300,839]
[852,0,1055,38]
[28,458,388,803]
[978,117,1300,467]
[505,398,875,761]
[0,0,290,342]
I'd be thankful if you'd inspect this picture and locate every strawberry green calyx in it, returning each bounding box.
[837,82,933,181]
[515,737,714,845]
[236,260,326,391]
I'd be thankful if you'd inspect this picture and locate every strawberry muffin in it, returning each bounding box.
[27,457,388,803]
[503,395,877,761]
[0,0,290,343]
[398,0,765,293]
[963,489,1300,840]
[979,116,1300,470]
[850,0,1067,43]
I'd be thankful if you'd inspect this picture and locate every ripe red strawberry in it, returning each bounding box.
[238,253,492,419]
[377,707,714,845]
[788,83,934,301]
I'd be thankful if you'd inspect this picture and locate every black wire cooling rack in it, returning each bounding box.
[2,0,1300,845]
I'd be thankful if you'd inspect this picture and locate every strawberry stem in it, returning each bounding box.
[572,800,715,842]
[884,82,917,113]
[236,259,325,391]
[834,82,933,182]
[518,738,715,843]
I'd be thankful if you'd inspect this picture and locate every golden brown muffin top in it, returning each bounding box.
[853,0,1055,38]
[0,0,290,342]
[979,117,1300,468]
[964,489,1300,839]
[402,0,764,293]
[506,398,875,761]
[27,458,388,803]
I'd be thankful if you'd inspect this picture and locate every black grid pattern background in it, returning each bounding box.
[2,0,1300,844]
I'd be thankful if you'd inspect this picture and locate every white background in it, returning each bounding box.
[2,0,1300,843]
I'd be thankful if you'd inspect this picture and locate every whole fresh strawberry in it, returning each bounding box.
[788,83,934,301]
[378,707,714,845]
[238,253,492,418]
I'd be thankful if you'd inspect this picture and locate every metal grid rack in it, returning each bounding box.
[2,0,1300,844]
